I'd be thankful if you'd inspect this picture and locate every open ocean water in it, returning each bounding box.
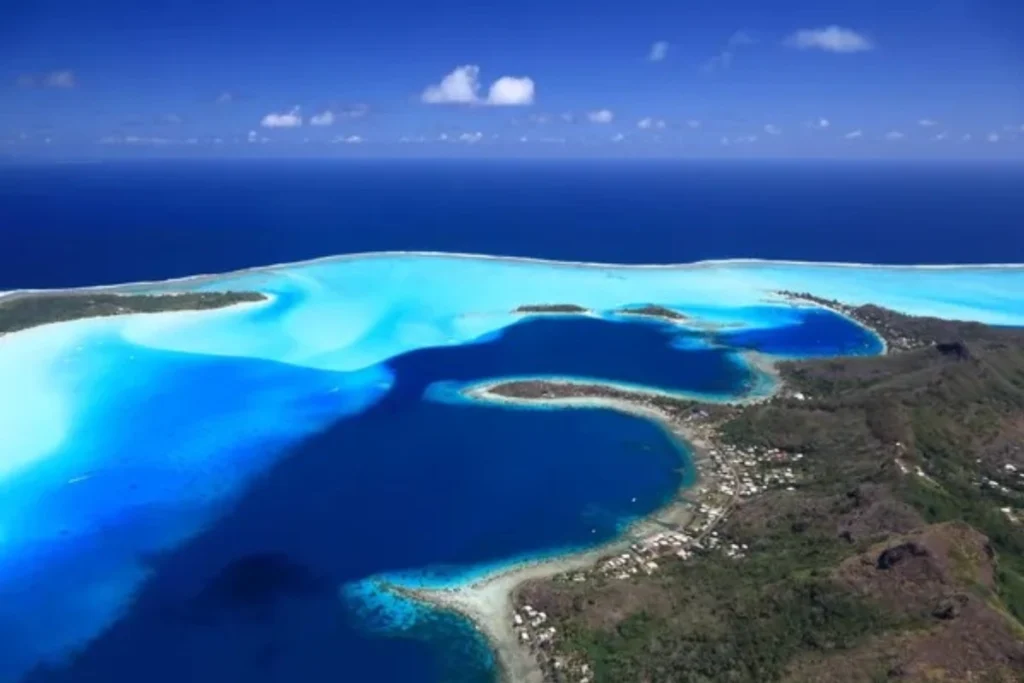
[2,160,1024,289]
[0,160,1021,683]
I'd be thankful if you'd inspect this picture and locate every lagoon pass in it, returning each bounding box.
[1,253,1023,681]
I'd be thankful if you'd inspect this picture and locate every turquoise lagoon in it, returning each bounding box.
[2,254,1023,682]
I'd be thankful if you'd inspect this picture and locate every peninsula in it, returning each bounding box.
[412,302,1024,683]
[0,290,267,335]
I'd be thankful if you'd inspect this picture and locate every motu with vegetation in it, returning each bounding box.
[0,291,266,335]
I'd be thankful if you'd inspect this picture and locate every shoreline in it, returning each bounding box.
[393,385,737,683]
[2,250,1022,302]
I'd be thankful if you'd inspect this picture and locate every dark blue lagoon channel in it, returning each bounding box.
[10,308,880,683]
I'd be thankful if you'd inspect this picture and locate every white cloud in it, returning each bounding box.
[310,111,335,126]
[459,131,484,143]
[763,124,781,135]
[422,66,535,106]
[933,131,949,141]
[918,118,939,127]
[962,133,973,142]
[588,109,614,123]
[703,30,756,72]
[884,130,905,141]
[261,106,302,128]
[341,135,363,144]
[339,103,369,118]
[162,113,183,125]
[987,132,1000,143]
[809,118,830,129]
[844,129,863,139]
[611,133,625,143]
[720,136,731,146]
[216,91,234,104]
[637,117,666,130]
[560,112,576,123]
[686,119,701,128]
[247,130,258,143]
[785,26,873,53]
[44,70,76,88]
[17,70,76,88]
[487,76,535,106]
[422,65,480,104]
[648,41,669,62]
[99,135,172,146]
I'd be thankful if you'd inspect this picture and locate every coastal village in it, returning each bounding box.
[506,404,807,682]
[487,294,1013,683]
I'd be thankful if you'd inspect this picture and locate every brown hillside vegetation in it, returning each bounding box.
[518,308,1024,683]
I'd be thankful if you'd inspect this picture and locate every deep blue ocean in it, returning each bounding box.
[0,160,1019,683]
[1,160,1023,289]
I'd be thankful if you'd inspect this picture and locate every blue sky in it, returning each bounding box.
[2,0,1023,158]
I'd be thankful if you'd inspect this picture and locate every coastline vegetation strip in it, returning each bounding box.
[401,374,762,683]
[0,291,267,335]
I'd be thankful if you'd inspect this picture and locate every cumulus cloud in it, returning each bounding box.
[648,41,669,62]
[933,131,949,141]
[703,30,755,72]
[763,124,781,135]
[785,26,873,53]
[261,107,302,128]
[844,129,863,139]
[17,70,76,88]
[459,131,484,143]
[686,119,701,128]
[962,133,973,142]
[884,130,905,141]
[487,76,535,105]
[809,118,830,129]
[310,111,335,126]
[987,132,1000,143]
[611,133,625,143]
[334,135,363,144]
[161,113,183,125]
[637,117,666,130]
[422,66,535,106]
[588,109,614,123]
[918,118,938,127]
[422,65,480,104]
[216,91,234,104]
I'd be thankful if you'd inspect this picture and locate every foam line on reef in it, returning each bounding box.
[3,250,1024,298]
